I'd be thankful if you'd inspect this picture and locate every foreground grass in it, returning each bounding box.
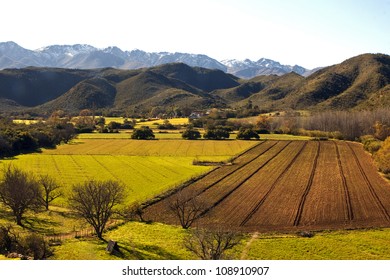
[51,222,195,260]
[47,222,390,260]
[246,228,390,260]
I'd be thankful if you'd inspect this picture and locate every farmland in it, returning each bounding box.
[0,139,257,206]
[2,136,390,260]
[144,140,390,232]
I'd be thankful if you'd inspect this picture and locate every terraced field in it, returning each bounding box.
[144,140,390,232]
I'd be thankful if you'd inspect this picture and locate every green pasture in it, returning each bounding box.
[0,138,256,242]
[245,228,390,260]
[43,139,256,157]
[0,155,211,206]
[49,221,390,260]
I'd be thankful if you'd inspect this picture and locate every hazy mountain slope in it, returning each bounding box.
[38,78,117,112]
[0,67,94,106]
[0,54,389,115]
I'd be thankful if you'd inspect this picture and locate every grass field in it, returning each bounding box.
[245,228,390,259]
[48,221,390,260]
[2,135,390,260]
[43,139,256,157]
[0,138,257,238]
[0,155,211,206]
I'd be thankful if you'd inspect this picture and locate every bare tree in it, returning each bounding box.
[38,175,62,210]
[184,228,243,260]
[69,180,125,240]
[168,189,205,229]
[0,166,42,226]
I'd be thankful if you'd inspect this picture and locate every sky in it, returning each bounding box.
[1,0,389,69]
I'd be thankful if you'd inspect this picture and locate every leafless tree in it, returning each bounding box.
[0,166,42,226]
[38,175,62,210]
[184,228,243,260]
[168,189,205,229]
[121,201,145,222]
[69,180,125,240]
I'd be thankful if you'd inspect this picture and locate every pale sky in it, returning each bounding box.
[1,0,389,68]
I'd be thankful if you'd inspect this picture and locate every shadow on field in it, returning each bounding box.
[119,241,182,260]
[23,216,61,233]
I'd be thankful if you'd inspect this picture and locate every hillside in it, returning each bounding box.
[233,53,390,111]
[0,53,389,115]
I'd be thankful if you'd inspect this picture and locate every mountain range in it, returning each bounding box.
[0,53,389,116]
[0,41,311,78]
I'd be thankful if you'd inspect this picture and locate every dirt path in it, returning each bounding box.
[240,232,258,260]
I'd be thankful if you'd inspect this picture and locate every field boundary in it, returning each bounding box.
[347,142,390,221]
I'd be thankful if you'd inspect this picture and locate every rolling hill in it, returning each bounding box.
[0,53,389,115]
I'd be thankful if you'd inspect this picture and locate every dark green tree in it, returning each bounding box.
[203,128,230,140]
[182,127,201,140]
[236,128,260,140]
[131,126,155,140]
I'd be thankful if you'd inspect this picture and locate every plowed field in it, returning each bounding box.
[144,140,390,232]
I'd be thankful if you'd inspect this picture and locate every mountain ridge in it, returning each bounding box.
[0,53,389,116]
[0,41,310,78]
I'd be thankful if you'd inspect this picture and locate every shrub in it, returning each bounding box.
[203,128,230,140]
[20,233,53,260]
[131,126,155,140]
[236,128,260,140]
[375,136,390,177]
[182,128,201,140]
[0,225,19,254]
[361,135,382,154]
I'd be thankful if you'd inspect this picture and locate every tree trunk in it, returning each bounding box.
[16,215,23,226]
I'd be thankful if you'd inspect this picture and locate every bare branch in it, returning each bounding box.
[69,180,125,239]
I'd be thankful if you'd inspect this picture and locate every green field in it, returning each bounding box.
[49,222,390,260]
[1,139,256,205]
[43,139,256,157]
[2,135,390,260]
[1,155,211,206]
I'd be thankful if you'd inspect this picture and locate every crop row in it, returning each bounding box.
[141,140,390,232]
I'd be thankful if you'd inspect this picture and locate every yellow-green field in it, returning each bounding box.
[0,139,257,206]
[1,155,210,206]
[43,139,256,157]
[50,222,390,260]
[2,134,389,260]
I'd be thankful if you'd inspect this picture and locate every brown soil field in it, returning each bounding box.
[143,140,390,232]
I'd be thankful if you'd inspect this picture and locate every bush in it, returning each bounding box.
[131,126,155,140]
[203,128,230,140]
[361,135,382,154]
[0,225,19,254]
[20,233,53,260]
[375,136,390,177]
[236,128,260,140]
[182,128,201,140]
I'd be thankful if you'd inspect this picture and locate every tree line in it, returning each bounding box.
[0,117,75,158]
